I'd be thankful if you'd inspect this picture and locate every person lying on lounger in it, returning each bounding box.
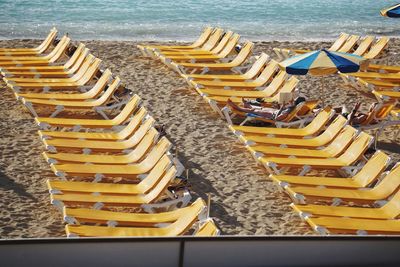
[227,96,306,121]
[335,102,378,125]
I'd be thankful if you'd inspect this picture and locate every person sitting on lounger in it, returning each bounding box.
[227,96,306,121]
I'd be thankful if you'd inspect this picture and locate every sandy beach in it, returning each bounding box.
[1,38,400,238]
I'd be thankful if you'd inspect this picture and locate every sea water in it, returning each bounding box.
[0,0,399,41]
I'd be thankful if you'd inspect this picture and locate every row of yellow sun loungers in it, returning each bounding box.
[273,32,390,61]
[228,105,400,235]
[0,28,220,238]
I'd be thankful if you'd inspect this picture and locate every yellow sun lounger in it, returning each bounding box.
[48,155,174,195]
[352,36,375,56]
[285,162,400,205]
[336,35,360,53]
[182,53,270,82]
[38,106,147,141]
[269,151,390,189]
[159,33,239,64]
[195,219,220,236]
[35,94,141,130]
[2,44,88,78]
[42,116,155,153]
[239,115,347,147]
[291,181,400,221]
[0,43,87,75]
[158,30,233,57]
[0,28,57,55]
[172,41,254,75]
[20,76,121,117]
[6,56,102,92]
[50,159,179,207]
[362,37,390,59]
[191,60,279,91]
[137,27,214,57]
[305,216,400,235]
[198,69,286,99]
[206,76,299,113]
[15,68,112,101]
[4,52,97,84]
[273,33,350,60]
[64,198,206,237]
[50,151,172,179]
[261,131,374,175]
[248,125,357,159]
[62,197,206,227]
[155,28,225,59]
[229,107,334,138]
[0,36,70,67]
[44,131,169,165]
[373,90,400,101]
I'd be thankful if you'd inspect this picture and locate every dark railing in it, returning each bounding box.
[1,236,400,267]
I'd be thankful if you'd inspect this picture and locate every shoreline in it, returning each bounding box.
[0,39,400,238]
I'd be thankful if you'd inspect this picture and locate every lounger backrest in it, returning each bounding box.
[75,57,102,84]
[164,198,207,236]
[124,128,160,161]
[300,100,320,116]
[301,107,333,133]
[369,163,400,197]
[37,28,58,53]
[66,47,91,73]
[277,76,299,94]
[47,36,70,62]
[254,60,279,83]
[324,125,357,156]
[201,28,224,51]
[338,131,373,163]
[195,219,220,236]
[338,35,360,53]
[93,76,122,105]
[229,41,254,65]
[262,71,288,95]
[111,94,141,124]
[314,115,347,143]
[116,107,147,139]
[329,33,350,51]
[353,36,375,56]
[142,159,178,203]
[217,33,240,58]
[63,43,86,69]
[352,151,390,186]
[70,53,95,79]
[363,37,390,59]
[192,27,214,48]
[138,148,174,193]
[243,53,270,79]
[81,68,113,99]
[210,31,233,54]
[123,117,156,147]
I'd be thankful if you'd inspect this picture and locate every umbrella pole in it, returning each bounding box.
[321,77,325,107]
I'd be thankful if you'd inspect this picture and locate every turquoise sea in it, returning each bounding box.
[0,0,399,41]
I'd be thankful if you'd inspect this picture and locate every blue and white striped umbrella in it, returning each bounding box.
[279,49,366,76]
[381,3,400,18]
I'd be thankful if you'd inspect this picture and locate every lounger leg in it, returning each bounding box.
[141,191,192,213]
[50,105,65,118]
[299,165,311,176]
[23,101,39,117]
[221,106,233,125]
